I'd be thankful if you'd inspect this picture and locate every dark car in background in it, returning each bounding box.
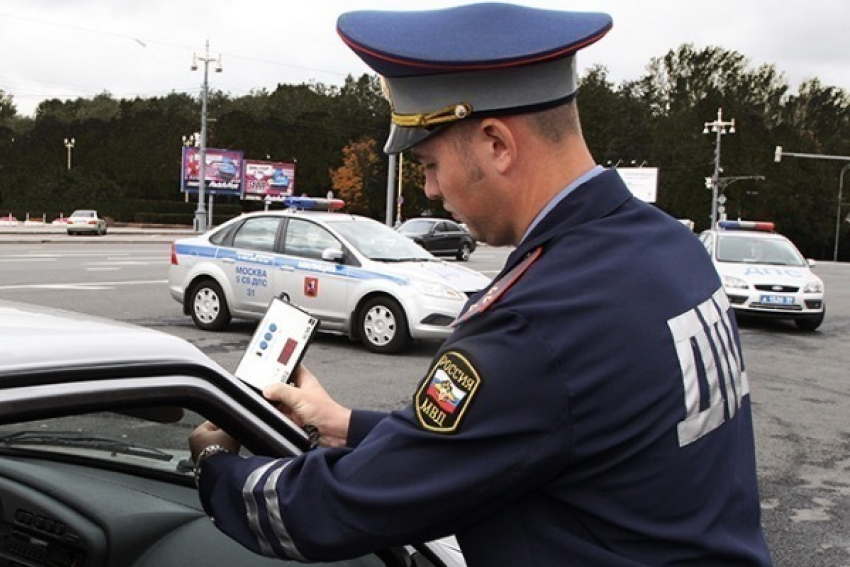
[397,218,477,261]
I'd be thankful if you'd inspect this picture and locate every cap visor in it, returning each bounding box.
[384,123,441,154]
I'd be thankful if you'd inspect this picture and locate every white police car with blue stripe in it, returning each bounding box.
[699,220,825,331]
[168,199,491,354]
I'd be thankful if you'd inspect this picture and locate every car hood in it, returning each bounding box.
[715,262,817,283]
[374,260,491,291]
[0,301,221,376]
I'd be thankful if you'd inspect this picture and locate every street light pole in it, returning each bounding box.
[190,40,222,232]
[704,175,765,221]
[774,147,850,262]
[703,108,736,228]
[835,164,850,262]
[63,138,75,170]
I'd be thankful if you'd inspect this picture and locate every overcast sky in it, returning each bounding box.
[1,0,847,119]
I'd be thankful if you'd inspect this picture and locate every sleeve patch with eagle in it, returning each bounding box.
[414,350,482,433]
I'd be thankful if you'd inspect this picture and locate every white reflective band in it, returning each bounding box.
[262,460,306,561]
[243,460,288,557]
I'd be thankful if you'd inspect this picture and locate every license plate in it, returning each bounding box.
[760,294,794,305]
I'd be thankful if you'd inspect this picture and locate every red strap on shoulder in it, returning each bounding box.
[451,246,542,327]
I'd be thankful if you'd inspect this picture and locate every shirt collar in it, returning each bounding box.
[520,165,606,244]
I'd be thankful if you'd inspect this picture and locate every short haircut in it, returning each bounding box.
[522,100,581,144]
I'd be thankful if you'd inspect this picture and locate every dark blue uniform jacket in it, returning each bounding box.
[198,169,773,566]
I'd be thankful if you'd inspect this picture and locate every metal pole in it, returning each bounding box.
[704,109,735,229]
[64,138,75,170]
[386,153,397,226]
[774,147,850,262]
[835,170,843,261]
[195,40,211,233]
[396,153,404,226]
[711,129,721,228]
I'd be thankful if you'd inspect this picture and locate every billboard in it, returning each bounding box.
[243,160,297,201]
[181,147,244,197]
[616,167,659,203]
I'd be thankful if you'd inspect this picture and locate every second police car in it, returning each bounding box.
[168,197,492,354]
[699,220,825,331]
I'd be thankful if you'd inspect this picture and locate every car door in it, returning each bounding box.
[277,218,350,327]
[225,216,282,313]
[442,220,466,254]
[427,221,453,255]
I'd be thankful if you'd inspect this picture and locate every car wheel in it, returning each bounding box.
[456,242,472,261]
[358,296,410,354]
[189,279,231,331]
[795,307,825,332]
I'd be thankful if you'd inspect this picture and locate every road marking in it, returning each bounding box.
[86,260,163,266]
[0,279,167,291]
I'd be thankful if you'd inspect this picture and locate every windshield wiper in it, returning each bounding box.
[0,431,173,461]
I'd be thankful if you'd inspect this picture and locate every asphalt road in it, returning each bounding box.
[1,230,848,566]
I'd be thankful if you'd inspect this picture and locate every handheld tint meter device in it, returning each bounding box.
[234,297,319,391]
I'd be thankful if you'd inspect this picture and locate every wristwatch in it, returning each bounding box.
[194,444,230,484]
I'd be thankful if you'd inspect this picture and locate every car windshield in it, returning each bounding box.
[716,234,807,266]
[328,218,433,261]
[70,210,96,218]
[397,219,435,236]
[0,410,201,477]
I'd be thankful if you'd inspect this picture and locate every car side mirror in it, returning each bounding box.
[807,259,817,268]
[321,248,345,264]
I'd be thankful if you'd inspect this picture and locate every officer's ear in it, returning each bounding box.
[479,117,517,175]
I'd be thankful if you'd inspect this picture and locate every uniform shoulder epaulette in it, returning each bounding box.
[452,246,542,326]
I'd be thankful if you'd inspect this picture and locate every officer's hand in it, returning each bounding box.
[189,421,241,462]
[263,365,352,449]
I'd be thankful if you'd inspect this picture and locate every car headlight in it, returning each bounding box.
[803,280,824,293]
[722,275,749,290]
[408,279,465,300]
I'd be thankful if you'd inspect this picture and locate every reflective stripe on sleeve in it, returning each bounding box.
[263,460,307,561]
[241,459,305,560]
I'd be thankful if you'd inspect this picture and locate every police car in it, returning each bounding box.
[168,197,492,354]
[699,220,825,331]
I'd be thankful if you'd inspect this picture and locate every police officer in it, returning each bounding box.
[190,4,773,565]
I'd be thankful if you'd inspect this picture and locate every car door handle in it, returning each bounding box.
[221,257,235,264]
[280,265,295,271]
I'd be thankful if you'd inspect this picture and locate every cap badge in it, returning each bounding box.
[392,102,473,129]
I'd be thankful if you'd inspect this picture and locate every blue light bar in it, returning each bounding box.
[718,220,775,232]
[283,196,345,211]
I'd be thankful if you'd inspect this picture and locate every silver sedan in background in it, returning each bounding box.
[66,209,108,236]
